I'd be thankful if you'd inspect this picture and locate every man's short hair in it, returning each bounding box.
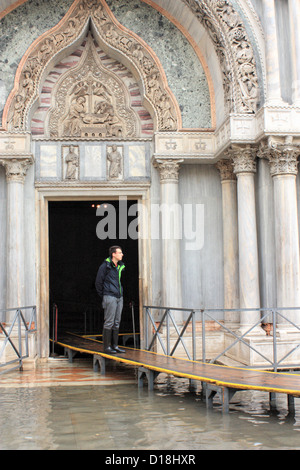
[109,245,122,257]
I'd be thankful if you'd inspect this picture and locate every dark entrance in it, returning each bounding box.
[48,200,139,344]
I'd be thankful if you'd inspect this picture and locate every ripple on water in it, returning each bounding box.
[1,374,300,450]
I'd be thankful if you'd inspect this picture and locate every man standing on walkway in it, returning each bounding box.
[95,246,125,354]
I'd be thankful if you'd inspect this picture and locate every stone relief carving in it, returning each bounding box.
[183,0,259,114]
[48,33,137,139]
[106,144,123,180]
[5,0,179,133]
[63,145,79,180]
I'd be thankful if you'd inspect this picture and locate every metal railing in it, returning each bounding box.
[0,306,37,375]
[144,306,300,371]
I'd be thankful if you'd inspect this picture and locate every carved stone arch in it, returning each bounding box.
[183,0,260,114]
[3,0,181,132]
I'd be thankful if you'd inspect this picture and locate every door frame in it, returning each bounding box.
[36,185,151,358]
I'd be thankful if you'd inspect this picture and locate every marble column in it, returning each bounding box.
[288,0,300,104]
[216,159,239,324]
[262,0,284,103]
[265,139,300,326]
[231,145,261,331]
[153,158,183,311]
[0,157,33,316]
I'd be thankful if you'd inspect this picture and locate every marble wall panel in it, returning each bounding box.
[39,144,59,179]
[178,164,223,316]
[128,145,146,178]
[81,145,103,180]
[149,163,224,313]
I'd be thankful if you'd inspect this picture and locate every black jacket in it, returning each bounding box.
[95,257,125,299]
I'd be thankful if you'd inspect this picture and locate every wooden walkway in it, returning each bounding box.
[55,333,300,413]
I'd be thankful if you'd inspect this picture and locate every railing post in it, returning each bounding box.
[192,310,196,361]
[0,306,37,375]
[17,310,23,371]
[145,307,149,350]
[166,310,170,356]
[272,309,278,372]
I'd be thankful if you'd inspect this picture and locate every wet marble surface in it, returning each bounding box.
[0,357,137,387]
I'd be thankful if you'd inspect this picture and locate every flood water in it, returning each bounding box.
[1,361,300,450]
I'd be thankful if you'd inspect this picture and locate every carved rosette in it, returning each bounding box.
[154,158,183,183]
[215,159,236,181]
[183,0,259,114]
[5,0,179,133]
[0,157,34,183]
[230,144,257,174]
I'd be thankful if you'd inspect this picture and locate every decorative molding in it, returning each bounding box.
[258,138,300,177]
[34,180,151,189]
[229,144,257,174]
[154,131,215,161]
[0,132,31,154]
[3,0,180,133]
[153,158,183,183]
[0,155,34,183]
[215,158,236,181]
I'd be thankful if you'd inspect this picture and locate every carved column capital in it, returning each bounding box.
[215,159,236,182]
[230,144,257,175]
[153,158,183,183]
[259,140,300,177]
[0,155,34,183]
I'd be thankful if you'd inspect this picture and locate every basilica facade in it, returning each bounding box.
[0,0,300,365]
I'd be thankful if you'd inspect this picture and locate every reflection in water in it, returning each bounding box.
[1,372,300,450]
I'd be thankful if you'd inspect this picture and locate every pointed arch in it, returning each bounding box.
[32,31,154,139]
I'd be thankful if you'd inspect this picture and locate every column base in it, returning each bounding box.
[276,322,300,338]
[236,324,265,337]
